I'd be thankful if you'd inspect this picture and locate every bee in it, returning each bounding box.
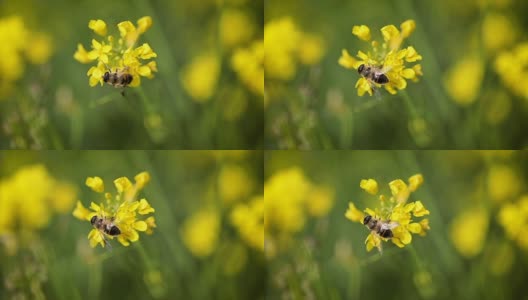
[90,215,121,248]
[363,214,399,238]
[102,66,133,96]
[357,64,390,96]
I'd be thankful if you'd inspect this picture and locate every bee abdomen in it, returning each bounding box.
[373,73,389,84]
[379,229,393,238]
[105,226,121,236]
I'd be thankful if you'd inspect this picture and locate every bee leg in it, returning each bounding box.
[121,89,126,97]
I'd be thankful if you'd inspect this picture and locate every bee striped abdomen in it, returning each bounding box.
[373,73,389,84]
[379,228,393,238]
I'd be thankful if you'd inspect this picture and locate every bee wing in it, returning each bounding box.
[379,65,392,74]
[380,221,399,230]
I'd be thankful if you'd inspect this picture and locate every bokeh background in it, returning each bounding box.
[265,150,528,299]
[0,0,263,149]
[0,150,265,299]
[265,0,528,149]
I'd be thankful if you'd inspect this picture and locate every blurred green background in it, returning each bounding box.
[265,150,528,300]
[265,0,528,149]
[0,150,265,299]
[0,0,263,149]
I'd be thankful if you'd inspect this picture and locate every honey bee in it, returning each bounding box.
[363,214,399,238]
[102,66,133,96]
[90,215,121,248]
[357,64,390,95]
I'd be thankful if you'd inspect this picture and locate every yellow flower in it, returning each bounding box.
[352,25,371,41]
[498,195,528,251]
[0,16,53,99]
[339,20,423,96]
[88,19,107,36]
[73,172,156,248]
[74,16,158,89]
[481,13,517,53]
[305,186,334,217]
[345,174,430,252]
[181,52,220,102]
[230,195,264,251]
[449,208,488,257]
[265,167,334,257]
[298,33,326,65]
[0,165,76,235]
[264,17,325,81]
[487,164,520,203]
[181,210,220,257]
[220,9,255,48]
[444,55,484,105]
[218,164,253,204]
[86,176,104,193]
[494,42,528,99]
[231,40,264,97]
[360,179,378,195]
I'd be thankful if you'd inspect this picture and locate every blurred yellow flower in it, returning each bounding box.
[220,9,255,48]
[74,16,158,88]
[495,42,528,100]
[73,171,156,248]
[230,195,264,251]
[487,164,520,203]
[218,164,253,204]
[444,55,484,105]
[265,167,334,257]
[498,195,528,251]
[265,17,325,81]
[0,16,53,99]
[305,186,334,217]
[339,20,423,96]
[345,174,430,252]
[181,210,220,257]
[449,208,488,257]
[181,52,220,102]
[298,33,326,65]
[482,13,517,53]
[0,165,75,235]
[231,40,264,97]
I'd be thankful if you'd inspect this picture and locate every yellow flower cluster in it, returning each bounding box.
[230,195,264,251]
[494,42,528,100]
[180,52,220,102]
[498,195,528,251]
[265,167,334,257]
[231,40,264,97]
[0,16,53,99]
[181,210,220,257]
[74,16,158,88]
[339,20,423,96]
[345,174,430,252]
[0,165,76,234]
[264,17,326,81]
[72,172,156,248]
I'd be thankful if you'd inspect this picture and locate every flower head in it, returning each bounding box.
[0,16,53,99]
[264,167,334,258]
[264,17,326,81]
[74,16,158,88]
[72,171,156,248]
[0,165,76,235]
[345,174,430,252]
[494,42,528,100]
[339,20,423,96]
